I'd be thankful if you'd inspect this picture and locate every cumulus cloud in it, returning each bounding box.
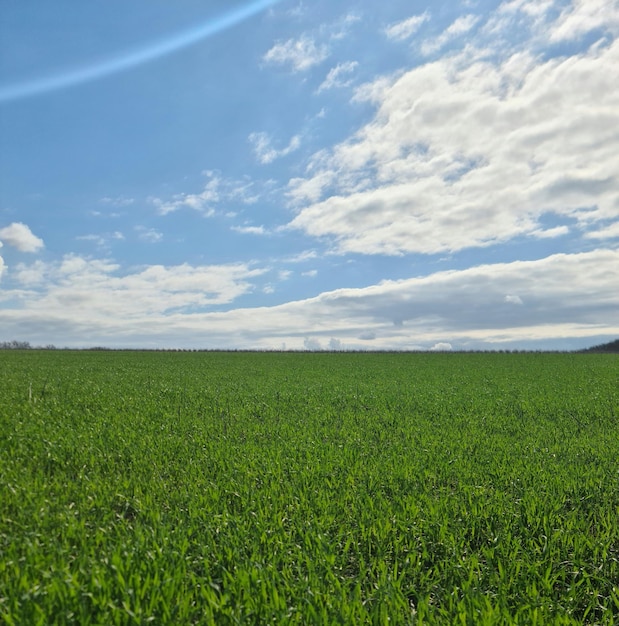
[430,342,453,351]
[328,337,342,350]
[286,17,619,256]
[384,12,430,41]
[303,337,322,350]
[1,249,617,349]
[263,35,329,71]
[0,222,44,253]
[6,256,266,321]
[12,260,47,287]
[249,132,301,164]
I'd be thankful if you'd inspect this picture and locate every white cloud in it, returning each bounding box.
[421,14,480,55]
[550,0,619,42]
[288,169,336,204]
[7,256,266,319]
[328,337,342,350]
[136,227,163,243]
[351,74,401,106]
[12,260,47,286]
[430,342,453,351]
[1,249,617,349]
[482,0,555,45]
[385,12,430,41]
[249,132,301,164]
[151,175,219,216]
[530,226,569,239]
[100,195,134,207]
[76,234,107,246]
[317,61,359,92]
[505,294,523,305]
[0,222,44,253]
[152,171,262,215]
[303,337,322,350]
[263,35,329,72]
[76,231,125,248]
[585,221,619,240]
[232,225,267,235]
[283,250,318,263]
[286,29,619,255]
[496,0,556,20]
[328,12,362,41]
[278,2,307,19]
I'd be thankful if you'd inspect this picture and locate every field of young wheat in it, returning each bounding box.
[1,350,618,624]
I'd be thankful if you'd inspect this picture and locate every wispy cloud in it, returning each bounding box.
[384,12,430,41]
[99,195,135,207]
[136,226,163,243]
[329,12,362,41]
[550,0,619,42]
[151,175,219,216]
[151,171,261,215]
[231,225,268,235]
[249,132,301,164]
[317,61,359,92]
[421,14,480,55]
[76,231,125,249]
[263,35,329,71]
[262,12,360,74]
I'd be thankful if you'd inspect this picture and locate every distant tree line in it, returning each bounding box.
[0,340,34,350]
[1,339,617,353]
[0,341,57,350]
[579,339,619,353]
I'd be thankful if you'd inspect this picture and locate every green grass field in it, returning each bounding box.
[1,350,618,624]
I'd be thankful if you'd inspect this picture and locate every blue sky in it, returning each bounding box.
[0,0,617,350]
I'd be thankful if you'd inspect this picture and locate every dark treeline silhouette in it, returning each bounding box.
[0,341,57,350]
[579,339,619,354]
[0,340,34,350]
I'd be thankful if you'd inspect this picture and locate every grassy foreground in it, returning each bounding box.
[1,350,618,624]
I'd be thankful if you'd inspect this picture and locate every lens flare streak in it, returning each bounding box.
[0,0,280,103]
